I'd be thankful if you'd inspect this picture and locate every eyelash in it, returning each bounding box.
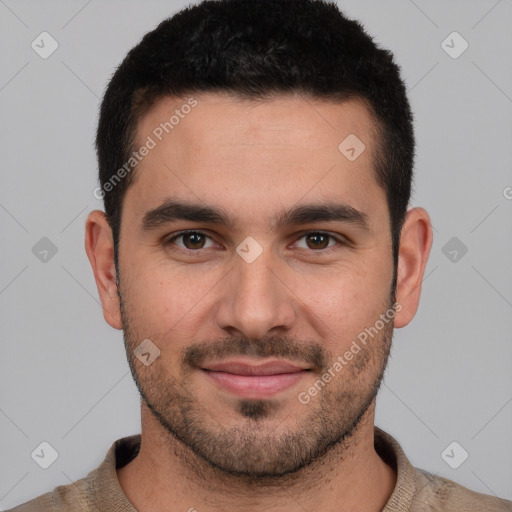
[164,230,345,256]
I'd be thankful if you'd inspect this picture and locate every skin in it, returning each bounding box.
[85,92,432,512]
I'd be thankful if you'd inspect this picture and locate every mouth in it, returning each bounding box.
[201,358,311,399]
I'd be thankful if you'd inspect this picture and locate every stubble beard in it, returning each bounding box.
[119,293,394,480]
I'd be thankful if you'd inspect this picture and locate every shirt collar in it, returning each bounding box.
[89,426,417,511]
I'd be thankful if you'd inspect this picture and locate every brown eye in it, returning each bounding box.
[305,232,330,249]
[181,232,206,249]
[293,231,343,255]
[166,231,216,251]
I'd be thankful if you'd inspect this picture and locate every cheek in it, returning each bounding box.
[294,262,391,339]
[121,260,219,333]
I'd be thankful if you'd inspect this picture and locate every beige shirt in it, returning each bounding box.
[7,427,512,511]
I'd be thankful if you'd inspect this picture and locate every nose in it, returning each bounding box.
[215,249,296,340]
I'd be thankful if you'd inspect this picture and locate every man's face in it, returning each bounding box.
[117,93,395,477]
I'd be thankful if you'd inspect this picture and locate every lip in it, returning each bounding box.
[203,359,309,375]
[201,358,310,399]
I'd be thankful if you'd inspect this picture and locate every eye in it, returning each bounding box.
[166,231,217,251]
[164,230,345,256]
[294,232,342,252]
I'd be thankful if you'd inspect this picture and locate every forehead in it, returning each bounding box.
[135,91,378,155]
[126,92,386,227]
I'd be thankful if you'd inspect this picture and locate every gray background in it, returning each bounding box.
[1,0,511,507]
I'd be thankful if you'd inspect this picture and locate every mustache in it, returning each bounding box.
[182,336,328,372]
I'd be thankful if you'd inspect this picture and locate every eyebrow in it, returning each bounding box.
[140,199,370,232]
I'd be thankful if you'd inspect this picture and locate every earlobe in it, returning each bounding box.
[393,207,433,328]
[84,210,123,330]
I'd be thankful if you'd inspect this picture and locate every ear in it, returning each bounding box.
[393,207,433,328]
[84,210,122,330]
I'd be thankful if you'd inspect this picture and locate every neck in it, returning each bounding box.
[118,400,396,512]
